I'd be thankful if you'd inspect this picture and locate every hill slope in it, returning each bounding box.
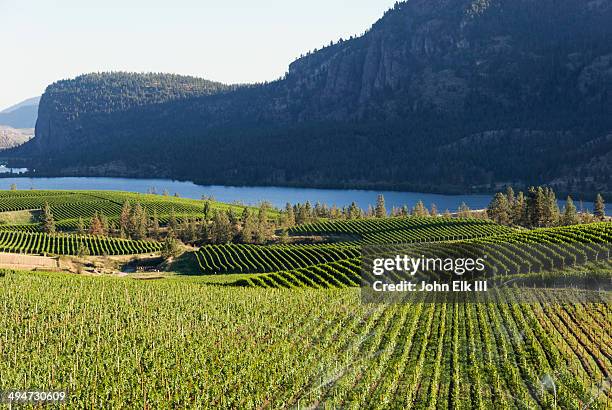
[0,126,33,150]
[9,0,612,195]
[0,100,39,128]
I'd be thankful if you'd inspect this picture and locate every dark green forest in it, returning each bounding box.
[6,0,612,196]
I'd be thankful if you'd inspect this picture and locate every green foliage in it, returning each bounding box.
[289,216,512,244]
[194,243,359,275]
[375,194,386,218]
[161,235,183,260]
[239,222,612,289]
[0,271,610,407]
[595,194,606,220]
[0,231,161,256]
[487,192,510,225]
[562,196,579,226]
[41,202,56,234]
[0,190,267,234]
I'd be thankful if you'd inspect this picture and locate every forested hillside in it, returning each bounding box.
[8,0,612,195]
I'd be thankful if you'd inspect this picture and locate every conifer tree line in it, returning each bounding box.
[281,196,459,222]
[487,187,606,228]
[37,189,606,248]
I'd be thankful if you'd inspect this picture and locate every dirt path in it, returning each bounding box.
[0,252,59,270]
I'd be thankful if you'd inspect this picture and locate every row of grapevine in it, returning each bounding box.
[361,222,511,244]
[195,243,360,274]
[3,271,610,407]
[233,258,362,288]
[236,223,611,289]
[0,231,161,256]
[288,216,505,236]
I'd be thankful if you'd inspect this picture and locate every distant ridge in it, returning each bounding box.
[0,97,40,129]
[1,96,40,113]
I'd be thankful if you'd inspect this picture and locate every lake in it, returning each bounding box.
[0,176,594,211]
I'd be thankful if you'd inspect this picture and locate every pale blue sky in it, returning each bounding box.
[0,0,397,110]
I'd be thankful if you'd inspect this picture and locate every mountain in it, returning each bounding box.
[8,0,612,195]
[0,126,33,150]
[0,96,39,129]
[1,96,40,114]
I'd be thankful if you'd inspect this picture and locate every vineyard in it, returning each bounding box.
[0,230,161,256]
[231,223,612,289]
[0,270,610,408]
[0,190,257,233]
[289,216,514,243]
[0,188,610,408]
[0,189,254,256]
[194,243,360,274]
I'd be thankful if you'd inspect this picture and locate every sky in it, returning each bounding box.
[0,0,397,110]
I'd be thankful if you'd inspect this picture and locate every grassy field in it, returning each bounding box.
[1,269,610,408]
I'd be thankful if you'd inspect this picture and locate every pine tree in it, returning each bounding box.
[42,202,56,234]
[130,203,148,240]
[119,200,131,238]
[375,194,386,218]
[168,207,178,233]
[77,216,85,235]
[366,205,375,218]
[89,212,104,235]
[594,194,605,220]
[512,192,527,226]
[430,203,438,217]
[412,201,429,217]
[100,214,109,235]
[457,202,471,218]
[241,207,250,224]
[161,235,182,259]
[304,201,313,223]
[561,196,579,225]
[210,211,232,244]
[203,200,212,221]
[150,210,160,239]
[284,203,296,227]
[527,187,546,228]
[240,209,255,244]
[227,209,240,240]
[179,217,197,243]
[348,202,361,219]
[256,203,272,244]
[487,192,510,225]
[505,186,515,207]
[543,188,560,227]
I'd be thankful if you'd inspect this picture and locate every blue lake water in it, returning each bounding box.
[0,176,594,211]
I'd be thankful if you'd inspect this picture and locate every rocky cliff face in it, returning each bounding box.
[284,0,612,119]
[13,0,612,195]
